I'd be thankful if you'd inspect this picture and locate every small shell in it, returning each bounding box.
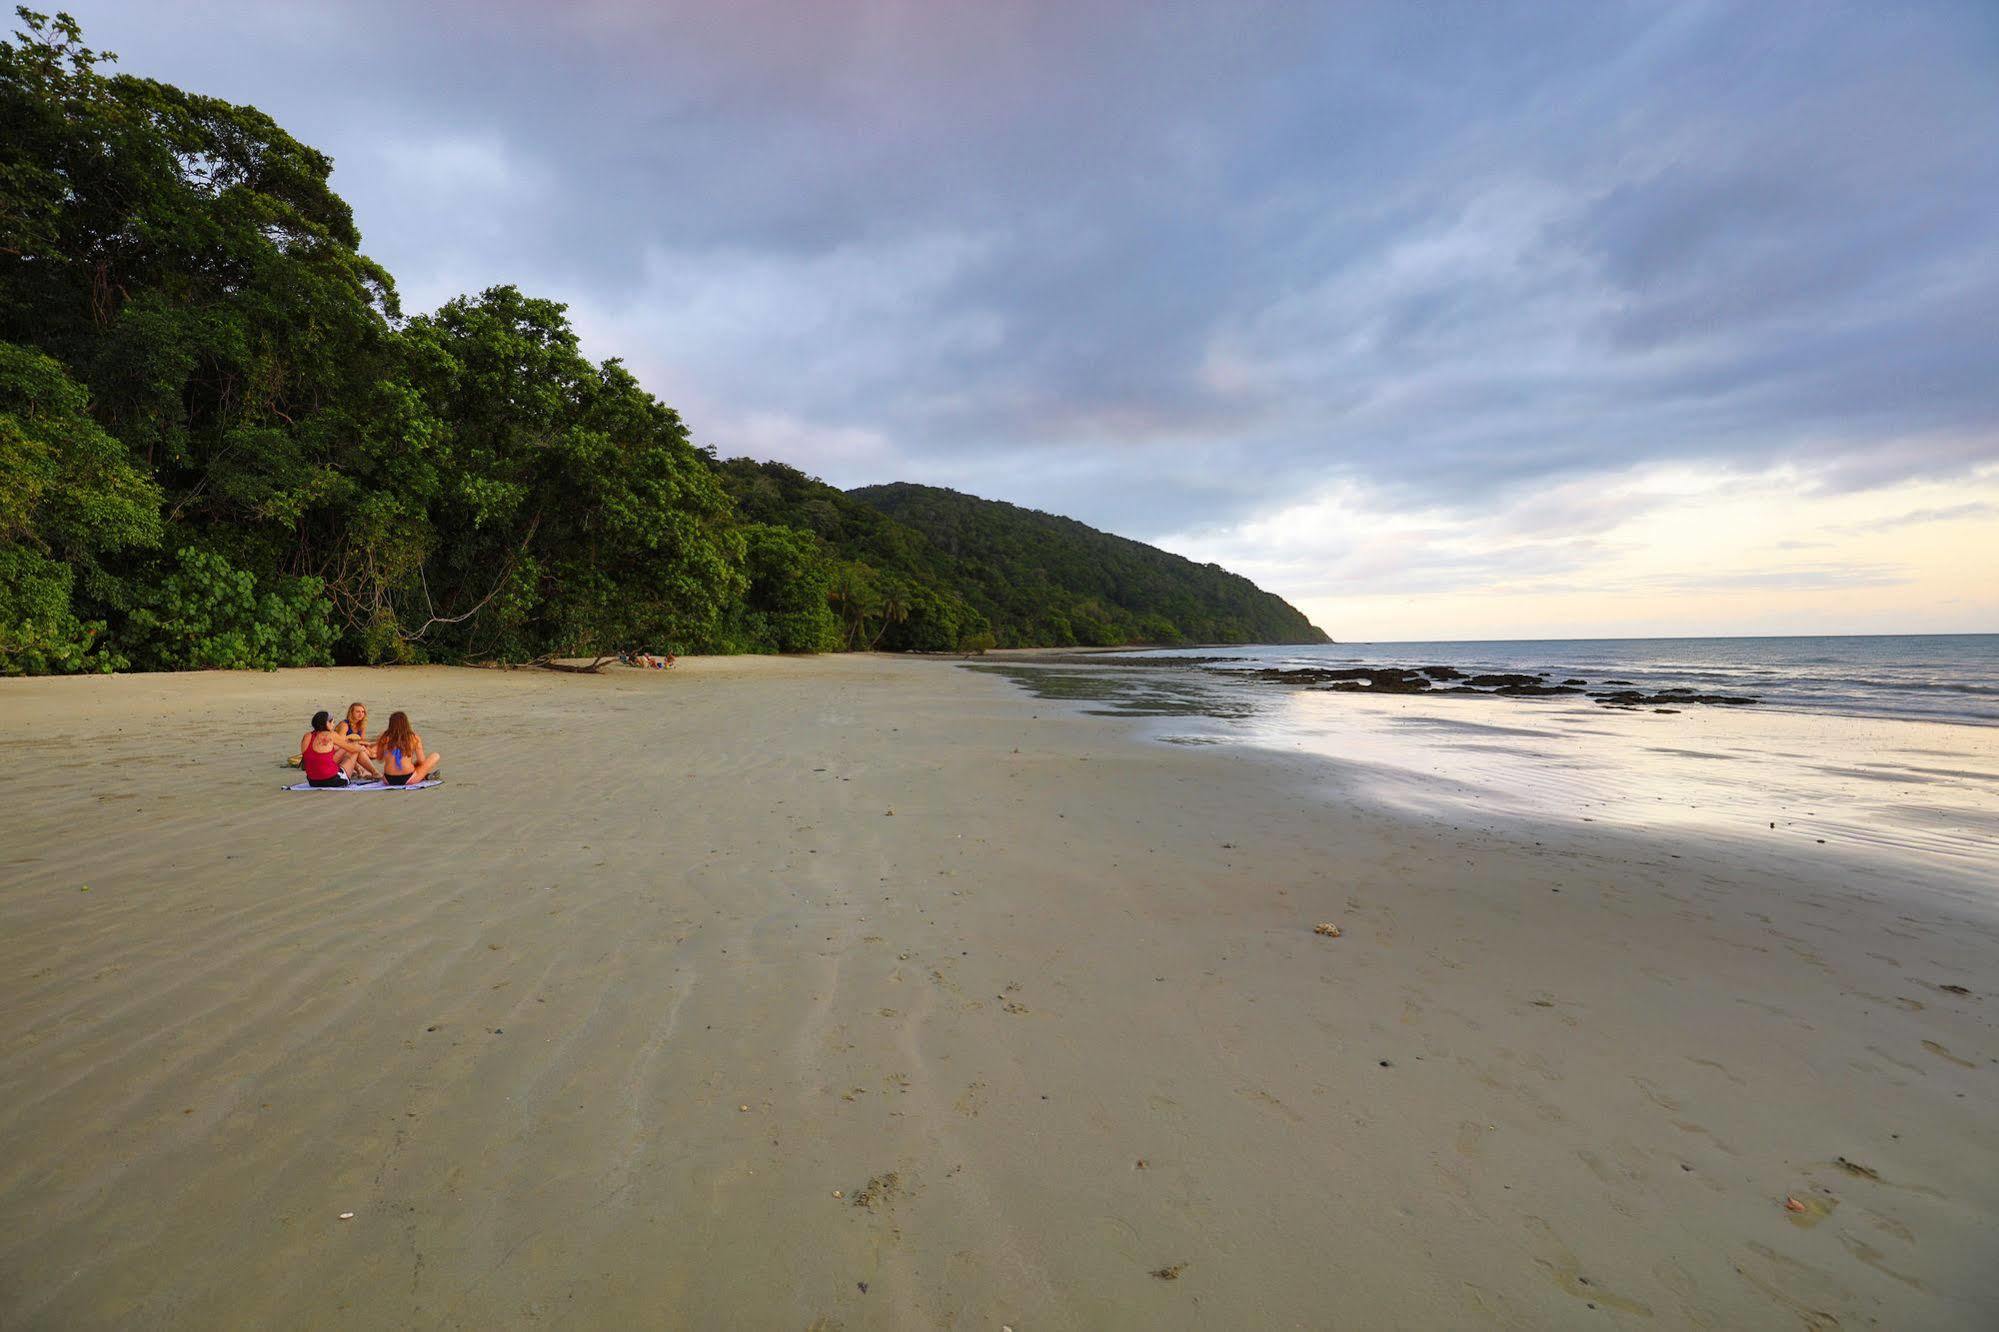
[1783,1197,1807,1212]
[832,1190,844,1199]
[739,1104,750,1112]
[338,1212,355,1220]
[1313,923,1342,938]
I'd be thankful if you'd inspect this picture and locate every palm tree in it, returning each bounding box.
[867,590,909,650]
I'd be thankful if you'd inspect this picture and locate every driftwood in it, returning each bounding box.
[529,655,615,675]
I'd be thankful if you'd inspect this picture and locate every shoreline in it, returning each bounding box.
[3,656,1996,1327]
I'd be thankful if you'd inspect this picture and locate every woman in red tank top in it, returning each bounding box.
[299,711,372,787]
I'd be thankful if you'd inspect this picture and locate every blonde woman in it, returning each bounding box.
[332,701,383,781]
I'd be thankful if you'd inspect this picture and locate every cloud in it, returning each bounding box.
[73,0,1999,632]
[1841,501,1999,534]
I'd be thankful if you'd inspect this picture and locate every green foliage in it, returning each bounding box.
[0,340,160,672]
[717,460,997,653]
[122,546,335,670]
[0,546,119,673]
[850,483,1328,647]
[730,523,839,653]
[355,288,745,661]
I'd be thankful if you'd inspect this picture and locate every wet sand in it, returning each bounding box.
[2,654,1996,1328]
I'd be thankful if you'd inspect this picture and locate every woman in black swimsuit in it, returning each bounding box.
[300,711,373,787]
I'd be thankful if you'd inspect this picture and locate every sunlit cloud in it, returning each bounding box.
[76,0,1999,636]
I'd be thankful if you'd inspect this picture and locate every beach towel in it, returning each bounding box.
[283,779,440,792]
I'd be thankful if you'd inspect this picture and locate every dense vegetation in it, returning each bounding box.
[0,10,1326,674]
[852,483,1327,648]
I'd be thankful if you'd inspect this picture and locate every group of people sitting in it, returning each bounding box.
[299,702,443,788]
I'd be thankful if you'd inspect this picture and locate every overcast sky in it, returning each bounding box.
[71,1,1999,638]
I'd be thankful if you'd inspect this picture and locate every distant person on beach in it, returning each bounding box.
[299,711,374,787]
[629,652,675,669]
[331,701,383,781]
[369,710,443,786]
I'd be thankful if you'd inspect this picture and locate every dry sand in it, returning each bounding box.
[2,654,1995,1329]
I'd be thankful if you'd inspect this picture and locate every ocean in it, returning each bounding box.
[970,634,1999,873]
[1129,634,1999,727]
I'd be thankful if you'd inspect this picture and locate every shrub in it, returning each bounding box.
[121,547,337,671]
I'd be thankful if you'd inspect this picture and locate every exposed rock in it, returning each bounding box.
[1223,663,1757,711]
[1590,689,1756,707]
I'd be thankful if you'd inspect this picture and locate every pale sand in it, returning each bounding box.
[2,655,1995,1329]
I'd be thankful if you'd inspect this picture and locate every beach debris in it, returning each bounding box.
[739,1104,751,1112]
[1783,1193,1839,1227]
[831,1190,843,1199]
[1835,1157,1880,1180]
[1313,923,1342,938]
[1135,1159,1149,1169]
[1151,1262,1187,1281]
[339,1212,355,1220]
[858,1282,868,1293]
[1939,984,1971,996]
[1378,1059,1393,1067]
[852,1172,901,1210]
[884,809,894,816]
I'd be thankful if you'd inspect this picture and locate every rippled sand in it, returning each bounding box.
[2,655,1996,1328]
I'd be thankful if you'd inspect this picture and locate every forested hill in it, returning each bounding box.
[849,483,1329,648]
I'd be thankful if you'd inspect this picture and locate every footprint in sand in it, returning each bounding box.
[1631,1076,1683,1112]
[1526,1217,1653,1316]
[1920,1039,1976,1068]
[1734,1242,1845,1330]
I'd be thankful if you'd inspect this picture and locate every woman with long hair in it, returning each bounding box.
[299,710,374,788]
[370,711,443,786]
[331,701,383,781]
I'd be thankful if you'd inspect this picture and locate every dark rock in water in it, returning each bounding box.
[1232,662,1755,711]
[1591,689,1756,707]
[1245,666,1434,693]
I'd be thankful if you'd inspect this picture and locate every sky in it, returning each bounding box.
[67,1,1999,639]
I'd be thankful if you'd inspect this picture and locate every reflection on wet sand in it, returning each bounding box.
[968,658,1999,878]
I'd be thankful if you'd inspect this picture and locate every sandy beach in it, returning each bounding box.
[2,653,1996,1329]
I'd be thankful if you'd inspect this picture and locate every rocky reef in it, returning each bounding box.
[1228,666,1756,710]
